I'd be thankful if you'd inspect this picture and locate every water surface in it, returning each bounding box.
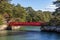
[0,26,60,40]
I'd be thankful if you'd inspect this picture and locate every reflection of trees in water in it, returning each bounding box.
[0,37,7,40]
[0,31,7,36]
[0,30,27,37]
[0,31,23,40]
[0,31,14,40]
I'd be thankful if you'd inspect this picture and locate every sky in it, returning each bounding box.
[11,0,57,12]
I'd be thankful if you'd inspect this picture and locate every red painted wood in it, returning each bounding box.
[9,22,45,26]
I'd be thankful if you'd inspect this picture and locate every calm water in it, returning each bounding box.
[0,26,60,40]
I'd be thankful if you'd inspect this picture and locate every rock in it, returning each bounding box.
[0,25,7,30]
[12,26,21,30]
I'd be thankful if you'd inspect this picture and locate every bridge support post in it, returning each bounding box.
[6,25,12,30]
[40,25,45,31]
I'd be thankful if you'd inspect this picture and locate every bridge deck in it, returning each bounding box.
[9,22,45,26]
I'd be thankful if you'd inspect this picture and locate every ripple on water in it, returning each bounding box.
[0,30,60,40]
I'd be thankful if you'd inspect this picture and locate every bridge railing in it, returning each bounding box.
[9,22,45,26]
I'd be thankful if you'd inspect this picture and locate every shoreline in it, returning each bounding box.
[40,26,60,32]
[0,25,60,32]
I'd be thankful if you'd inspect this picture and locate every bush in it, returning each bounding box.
[0,15,3,25]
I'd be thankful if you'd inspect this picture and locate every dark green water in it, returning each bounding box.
[0,26,60,40]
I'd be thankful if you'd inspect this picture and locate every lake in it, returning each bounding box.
[0,26,60,40]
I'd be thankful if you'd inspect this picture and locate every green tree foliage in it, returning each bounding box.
[0,0,53,25]
[43,11,52,22]
[0,15,3,25]
[12,4,27,22]
[49,0,60,26]
[25,7,52,22]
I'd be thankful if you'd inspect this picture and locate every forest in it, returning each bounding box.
[0,0,60,26]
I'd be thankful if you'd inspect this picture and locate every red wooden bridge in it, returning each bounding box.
[9,22,45,26]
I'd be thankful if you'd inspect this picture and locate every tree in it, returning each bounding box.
[48,0,60,26]
[43,11,52,22]
[12,4,27,22]
[25,7,41,22]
